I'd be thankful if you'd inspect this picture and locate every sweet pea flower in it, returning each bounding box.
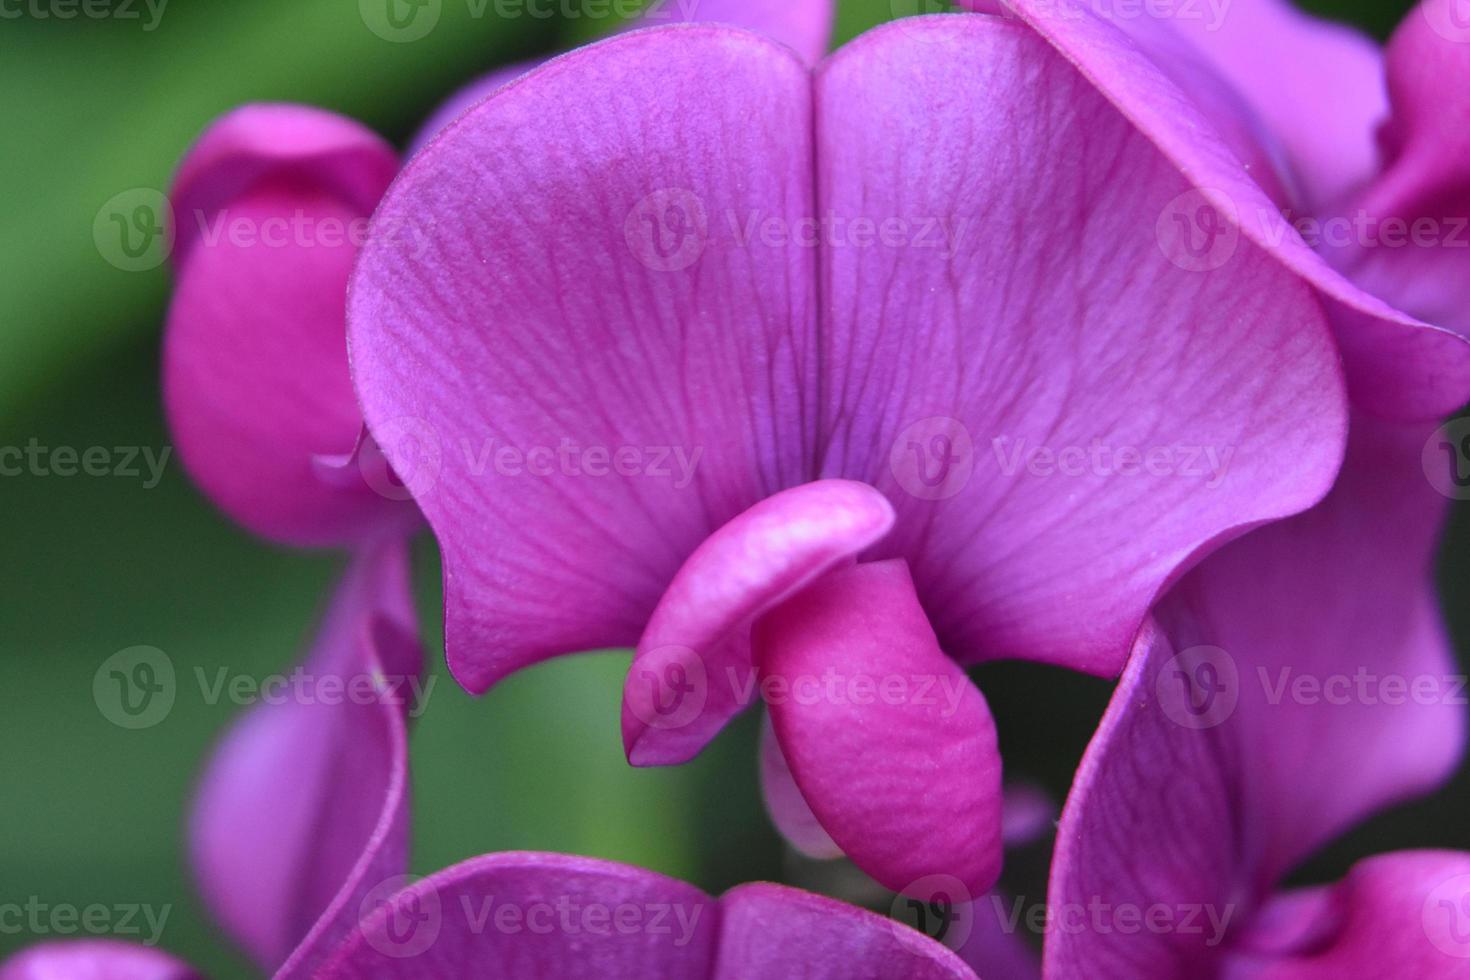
[344,0,1403,897]
[0,537,973,980]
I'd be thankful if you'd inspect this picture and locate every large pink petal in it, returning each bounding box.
[1230,852,1470,979]
[0,942,200,980]
[189,542,421,974]
[713,883,977,979]
[997,0,1470,419]
[816,15,1346,677]
[407,62,535,157]
[756,560,1003,896]
[621,480,894,765]
[349,26,818,695]
[1043,620,1244,978]
[1162,413,1465,889]
[165,105,412,547]
[315,852,720,978]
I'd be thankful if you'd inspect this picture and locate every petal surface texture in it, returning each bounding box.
[189,542,421,975]
[165,104,409,546]
[756,560,1003,895]
[813,14,1343,675]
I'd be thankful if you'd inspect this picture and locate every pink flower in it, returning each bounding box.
[344,10,1371,897]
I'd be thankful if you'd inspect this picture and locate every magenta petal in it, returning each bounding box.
[1043,620,1241,978]
[817,15,1346,677]
[1237,852,1470,979]
[0,942,200,980]
[758,713,843,860]
[756,560,1002,896]
[171,104,397,261]
[316,852,719,978]
[622,480,894,765]
[407,62,535,157]
[1163,414,1466,888]
[714,883,976,979]
[350,27,817,695]
[189,542,421,974]
[165,105,411,547]
[1001,0,1470,419]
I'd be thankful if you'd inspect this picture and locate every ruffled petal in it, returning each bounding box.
[621,480,893,765]
[816,15,1346,676]
[1161,413,1465,889]
[1321,0,1470,336]
[713,883,976,979]
[756,560,1003,895]
[997,0,1470,419]
[0,942,200,980]
[1230,852,1470,979]
[164,105,412,547]
[189,542,421,974]
[349,26,818,694]
[315,852,719,978]
[1043,620,1243,978]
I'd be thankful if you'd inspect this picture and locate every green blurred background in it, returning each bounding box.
[1,0,1459,976]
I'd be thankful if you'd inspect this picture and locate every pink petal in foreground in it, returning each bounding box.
[755,560,1002,896]
[165,104,412,547]
[622,480,894,766]
[0,942,200,980]
[349,26,818,695]
[189,542,421,975]
[314,853,974,978]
